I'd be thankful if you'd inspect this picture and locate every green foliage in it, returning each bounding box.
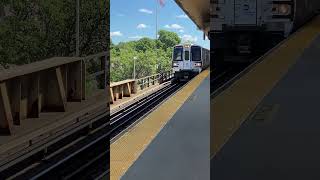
[158,30,181,50]
[134,38,156,52]
[0,0,108,67]
[110,30,180,82]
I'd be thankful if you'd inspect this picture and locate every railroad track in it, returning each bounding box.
[210,63,250,98]
[1,78,187,180]
[110,81,186,141]
[103,80,187,178]
[210,35,284,99]
[2,113,109,180]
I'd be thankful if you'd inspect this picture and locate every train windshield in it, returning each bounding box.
[191,46,201,61]
[173,47,183,61]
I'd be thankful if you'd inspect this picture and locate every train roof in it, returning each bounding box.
[175,43,199,47]
[174,44,209,50]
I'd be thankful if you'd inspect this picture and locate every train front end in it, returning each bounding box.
[172,44,203,81]
[210,0,295,64]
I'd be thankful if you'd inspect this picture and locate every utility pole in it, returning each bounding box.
[76,0,80,57]
[133,57,137,79]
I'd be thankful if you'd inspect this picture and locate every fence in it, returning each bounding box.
[83,52,108,96]
[136,70,174,90]
[0,53,107,135]
[109,70,173,104]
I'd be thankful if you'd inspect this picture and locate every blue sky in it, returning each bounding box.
[110,0,210,49]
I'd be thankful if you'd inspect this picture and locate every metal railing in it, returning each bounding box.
[136,70,174,90]
[83,51,108,91]
[109,70,173,104]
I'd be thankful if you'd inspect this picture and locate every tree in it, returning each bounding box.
[110,30,181,82]
[158,30,181,50]
[135,38,156,52]
[0,0,108,67]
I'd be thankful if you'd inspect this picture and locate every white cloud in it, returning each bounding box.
[129,36,144,39]
[179,29,184,33]
[117,13,125,17]
[137,24,148,29]
[139,8,153,14]
[110,31,123,37]
[176,14,188,19]
[181,34,198,43]
[164,24,184,29]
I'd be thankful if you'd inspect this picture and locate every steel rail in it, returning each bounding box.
[7,79,187,179]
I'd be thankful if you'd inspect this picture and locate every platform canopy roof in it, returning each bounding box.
[174,0,210,36]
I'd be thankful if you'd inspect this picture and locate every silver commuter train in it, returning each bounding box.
[172,44,209,81]
[210,0,320,63]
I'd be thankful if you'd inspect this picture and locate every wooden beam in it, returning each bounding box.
[60,65,68,97]
[110,88,114,104]
[55,67,67,111]
[20,76,29,120]
[119,85,123,99]
[0,57,81,82]
[123,83,131,97]
[82,61,86,100]
[132,81,138,94]
[43,68,66,112]
[27,73,40,118]
[67,62,82,101]
[7,78,21,125]
[0,83,14,135]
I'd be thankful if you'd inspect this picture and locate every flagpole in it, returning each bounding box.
[156,0,159,73]
[155,0,158,40]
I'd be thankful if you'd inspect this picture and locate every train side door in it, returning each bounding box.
[183,49,191,70]
[234,0,257,25]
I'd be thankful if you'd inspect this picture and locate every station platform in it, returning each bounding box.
[111,70,210,180]
[212,16,320,179]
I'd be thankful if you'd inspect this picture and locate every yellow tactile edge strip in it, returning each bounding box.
[211,15,320,158]
[110,69,209,180]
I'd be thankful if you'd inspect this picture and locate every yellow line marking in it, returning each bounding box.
[111,70,209,180]
[211,16,320,158]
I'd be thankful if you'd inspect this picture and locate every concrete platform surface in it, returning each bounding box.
[212,34,320,179]
[122,76,210,180]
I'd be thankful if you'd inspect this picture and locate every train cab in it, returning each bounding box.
[172,44,210,81]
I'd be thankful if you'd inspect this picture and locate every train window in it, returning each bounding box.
[191,46,201,61]
[184,51,190,61]
[173,47,183,61]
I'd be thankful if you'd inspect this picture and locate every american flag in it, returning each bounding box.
[158,0,165,7]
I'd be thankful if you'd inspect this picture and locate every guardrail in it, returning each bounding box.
[136,70,174,90]
[83,52,108,99]
[0,53,107,135]
[84,52,108,91]
[109,70,173,104]
[110,79,136,104]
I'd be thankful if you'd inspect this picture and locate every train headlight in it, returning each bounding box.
[272,3,292,16]
[194,63,202,67]
[279,4,290,15]
[173,62,179,67]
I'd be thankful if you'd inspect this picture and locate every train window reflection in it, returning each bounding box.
[191,46,201,61]
[173,47,183,61]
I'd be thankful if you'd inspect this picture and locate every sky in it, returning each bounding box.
[110,0,210,49]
